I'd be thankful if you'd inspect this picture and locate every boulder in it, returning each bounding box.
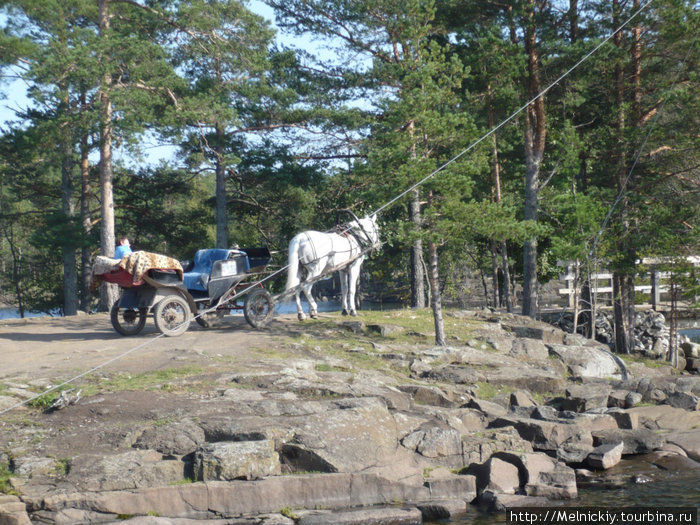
[625,392,643,408]
[367,324,405,337]
[586,442,624,470]
[666,430,700,461]
[461,428,533,466]
[562,384,612,412]
[340,321,365,334]
[510,339,550,361]
[398,385,454,408]
[591,429,664,455]
[11,456,56,478]
[606,409,639,430]
[465,398,508,420]
[468,456,520,495]
[41,473,432,519]
[66,450,185,491]
[607,390,630,409]
[555,432,595,465]
[288,397,400,474]
[510,390,537,408]
[477,491,551,512]
[493,452,577,499]
[420,365,485,385]
[648,453,700,471]
[502,323,565,344]
[676,355,687,372]
[0,495,31,525]
[297,506,422,525]
[629,405,700,431]
[133,419,205,456]
[423,473,477,503]
[685,358,700,372]
[401,425,462,465]
[681,341,700,359]
[547,345,623,380]
[665,392,700,411]
[490,415,587,451]
[194,440,281,481]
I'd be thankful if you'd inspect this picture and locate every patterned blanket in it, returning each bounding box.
[119,251,183,283]
[90,251,183,289]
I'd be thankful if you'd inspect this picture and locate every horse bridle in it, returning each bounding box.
[339,210,377,250]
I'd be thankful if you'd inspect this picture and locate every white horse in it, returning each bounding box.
[285,215,379,320]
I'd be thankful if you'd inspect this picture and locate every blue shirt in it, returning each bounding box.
[115,245,132,259]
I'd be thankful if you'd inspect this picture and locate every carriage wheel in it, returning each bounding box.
[153,296,191,337]
[110,303,147,336]
[195,303,226,328]
[244,288,274,328]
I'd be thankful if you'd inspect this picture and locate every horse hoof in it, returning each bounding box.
[310,312,319,319]
[350,310,358,317]
[341,309,348,316]
[298,313,306,321]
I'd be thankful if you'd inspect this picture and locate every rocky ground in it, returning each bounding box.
[0,308,698,525]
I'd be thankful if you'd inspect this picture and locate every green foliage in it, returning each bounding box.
[0,462,16,495]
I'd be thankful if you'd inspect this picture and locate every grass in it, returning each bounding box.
[52,458,68,477]
[280,507,299,520]
[169,478,196,486]
[81,366,205,395]
[474,381,516,400]
[0,463,17,495]
[314,363,350,373]
[619,354,670,369]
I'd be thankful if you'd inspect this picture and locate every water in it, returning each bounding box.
[0,307,51,320]
[428,467,700,524]
[682,329,700,343]
[274,298,401,315]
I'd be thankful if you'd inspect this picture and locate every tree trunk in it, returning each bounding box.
[501,241,512,312]
[490,242,500,308]
[215,125,228,249]
[427,193,445,346]
[60,87,78,316]
[486,83,512,312]
[407,118,425,309]
[581,271,595,340]
[568,0,579,43]
[571,261,580,335]
[521,0,546,319]
[613,272,634,354]
[610,0,637,354]
[80,125,93,311]
[98,0,118,311]
[4,225,25,318]
[410,188,425,308]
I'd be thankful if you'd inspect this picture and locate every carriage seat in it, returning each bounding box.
[183,249,248,292]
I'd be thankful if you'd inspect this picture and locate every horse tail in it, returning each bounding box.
[286,235,302,291]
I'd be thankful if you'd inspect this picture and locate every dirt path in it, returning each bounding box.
[0,312,304,384]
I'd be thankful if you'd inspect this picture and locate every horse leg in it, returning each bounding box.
[340,269,350,316]
[346,262,362,316]
[295,290,306,321]
[301,282,318,319]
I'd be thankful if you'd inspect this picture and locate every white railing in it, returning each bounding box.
[558,257,699,309]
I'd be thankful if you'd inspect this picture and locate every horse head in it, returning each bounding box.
[350,215,380,247]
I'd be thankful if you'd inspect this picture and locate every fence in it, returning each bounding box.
[558,256,700,310]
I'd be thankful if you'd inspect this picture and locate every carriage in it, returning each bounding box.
[101,247,275,337]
